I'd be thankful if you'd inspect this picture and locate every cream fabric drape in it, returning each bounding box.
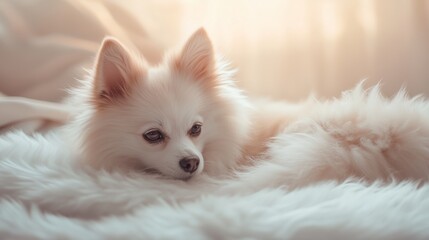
[0,0,162,133]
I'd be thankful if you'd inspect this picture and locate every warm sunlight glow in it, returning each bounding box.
[358,0,377,35]
[320,1,342,41]
[125,0,429,100]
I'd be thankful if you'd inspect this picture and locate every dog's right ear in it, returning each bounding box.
[92,37,143,105]
[174,28,215,82]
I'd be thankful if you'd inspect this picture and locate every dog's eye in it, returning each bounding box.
[143,129,164,143]
[189,123,202,137]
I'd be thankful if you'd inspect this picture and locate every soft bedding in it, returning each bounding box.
[1,130,429,239]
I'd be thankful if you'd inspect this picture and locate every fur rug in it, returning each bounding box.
[1,86,429,239]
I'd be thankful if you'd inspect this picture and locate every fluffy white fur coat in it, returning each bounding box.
[1,85,429,239]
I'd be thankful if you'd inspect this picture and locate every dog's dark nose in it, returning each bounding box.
[179,157,200,173]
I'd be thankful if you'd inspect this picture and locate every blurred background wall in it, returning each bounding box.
[125,0,429,100]
[1,0,428,101]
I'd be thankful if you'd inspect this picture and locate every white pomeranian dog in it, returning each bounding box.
[65,28,251,180]
[60,27,429,187]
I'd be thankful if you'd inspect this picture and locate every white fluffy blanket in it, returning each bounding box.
[1,179,428,240]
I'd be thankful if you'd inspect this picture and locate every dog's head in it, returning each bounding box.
[77,29,250,179]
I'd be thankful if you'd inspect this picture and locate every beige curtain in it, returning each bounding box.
[2,0,428,101]
[124,0,429,100]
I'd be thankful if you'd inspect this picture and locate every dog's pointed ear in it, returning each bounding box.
[174,28,215,80]
[93,37,143,104]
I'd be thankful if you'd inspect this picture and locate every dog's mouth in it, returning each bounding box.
[180,174,195,181]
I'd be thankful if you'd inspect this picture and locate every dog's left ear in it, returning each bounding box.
[92,37,144,105]
[174,28,215,81]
